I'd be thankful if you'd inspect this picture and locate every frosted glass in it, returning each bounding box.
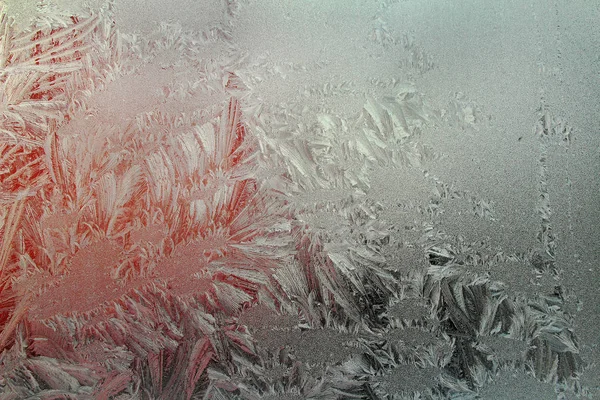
[0,0,598,398]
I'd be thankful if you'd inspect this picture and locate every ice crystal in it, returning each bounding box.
[1,1,594,398]
[384,297,433,323]
[474,335,530,365]
[373,364,443,399]
[113,0,227,35]
[477,367,558,400]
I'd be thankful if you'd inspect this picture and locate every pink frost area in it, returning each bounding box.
[27,239,125,320]
[0,7,294,396]
[13,92,282,324]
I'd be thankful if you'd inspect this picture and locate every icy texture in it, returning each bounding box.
[1,0,598,399]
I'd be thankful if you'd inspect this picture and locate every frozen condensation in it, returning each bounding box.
[0,0,598,398]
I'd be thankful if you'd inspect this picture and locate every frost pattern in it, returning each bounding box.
[0,1,595,399]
